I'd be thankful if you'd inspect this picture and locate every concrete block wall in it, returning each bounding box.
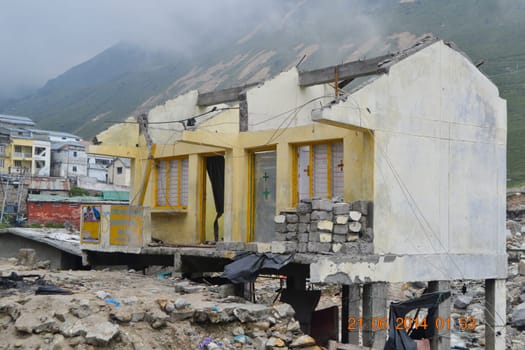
[272,198,374,254]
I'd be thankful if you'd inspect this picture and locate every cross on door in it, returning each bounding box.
[337,160,344,172]
[263,188,270,199]
[262,172,269,182]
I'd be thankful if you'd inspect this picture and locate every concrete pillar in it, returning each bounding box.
[485,279,506,350]
[428,280,451,350]
[341,284,361,344]
[362,282,387,349]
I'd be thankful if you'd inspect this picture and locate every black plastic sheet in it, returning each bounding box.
[221,252,293,283]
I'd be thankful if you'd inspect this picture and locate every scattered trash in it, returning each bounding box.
[104,298,121,307]
[198,337,213,349]
[157,271,172,279]
[95,290,109,299]
[175,298,189,309]
[210,305,221,312]
[233,335,248,344]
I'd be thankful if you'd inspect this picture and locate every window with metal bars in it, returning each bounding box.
[295,141,344,202]
[155,157,189,208]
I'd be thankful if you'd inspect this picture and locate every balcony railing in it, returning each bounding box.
[12,152,32,159]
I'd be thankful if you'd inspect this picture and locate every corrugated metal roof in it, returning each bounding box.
[102,191,130,201]
[29,177,70,191]
[0,114,35,126]
[27,194,104,202]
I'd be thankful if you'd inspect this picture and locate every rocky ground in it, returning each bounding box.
[2,194,525,349]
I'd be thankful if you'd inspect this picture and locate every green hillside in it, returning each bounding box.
[1,0,524,184]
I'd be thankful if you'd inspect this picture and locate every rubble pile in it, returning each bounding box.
[271,199,374,254]
[0,258,325,350]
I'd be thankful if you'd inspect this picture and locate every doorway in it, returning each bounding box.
[250,150,276,242]
[201,155,225,242]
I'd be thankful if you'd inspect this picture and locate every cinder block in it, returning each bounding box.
[347,233,359,242]
[274,215,286,224]
[246,242,271,253]
[286,223,298,232]
[359,215,367,230]
[286,214,299,224]
[311,199,322,210]
[276,222,287,233]
[348,221,362,233]
[299,214,311,223]
[309,223,318,233]
[333,224,349,234]
[349,211,362,221]
[319,199,333,211]
[297,223,308,233]
[308,231,320,242]
[275,232,287,241]
[333,202,350,215]
[335,215,349,225]
[352,200,371,215]
[297,242,308,253]
[286,232,297,241]
[307,242,331,253]
[332,233,347,243]
[332,243,343,253]
[319,232,332,243]
[271,241,297,254]
[317,220,334,232]
[311,211,333,221]
[298,233,309,242]
[296,202,312,214]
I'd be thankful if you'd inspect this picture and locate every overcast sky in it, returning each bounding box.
[0,0,288,99]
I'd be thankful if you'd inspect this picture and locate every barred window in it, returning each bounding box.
[156,158,189,208]
[295,141,344,202]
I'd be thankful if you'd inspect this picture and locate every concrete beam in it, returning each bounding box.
[298,55,391,87]
[87,145,138,158]
[197,83,259,106]
[485,279,506,350]
[428,280,451,350]
[180,130,234,149]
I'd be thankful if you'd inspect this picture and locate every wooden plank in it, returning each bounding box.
[299,54,392,87]
[197,83,259,106]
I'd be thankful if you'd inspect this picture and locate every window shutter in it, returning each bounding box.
[180,158,189,206]
[312,144,328,198]
[331,141,344,198]
[156,160,167,206]
[297,145,310,200]
[168,160,179,206]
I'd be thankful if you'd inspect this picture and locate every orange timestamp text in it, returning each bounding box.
[347,317,477,331]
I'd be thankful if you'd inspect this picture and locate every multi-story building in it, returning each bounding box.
[107,157,131,186]
[50,142,88,178]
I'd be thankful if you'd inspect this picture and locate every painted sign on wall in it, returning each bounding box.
[109,206,143,246]
[80,206,101,244]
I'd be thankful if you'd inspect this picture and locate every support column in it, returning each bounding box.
[485,279,506,350]
[341,284,361,344]
[362,282,387,349]
[428,280,451,350]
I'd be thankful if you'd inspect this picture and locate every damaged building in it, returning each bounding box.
[84,36,506,349]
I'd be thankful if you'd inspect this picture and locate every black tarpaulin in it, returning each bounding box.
[206,156,225,241]
[221,252,294,283]
[384,291,451,350]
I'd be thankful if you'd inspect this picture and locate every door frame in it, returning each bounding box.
[247,146,276,242]
[198,152,225,243]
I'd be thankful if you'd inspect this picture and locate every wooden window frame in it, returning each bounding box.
[154,157,189,209]
[293,140,344,204]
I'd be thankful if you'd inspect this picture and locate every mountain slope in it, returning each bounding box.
[2,0,525,183]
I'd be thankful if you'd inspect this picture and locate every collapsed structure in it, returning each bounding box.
[84,36,507,349]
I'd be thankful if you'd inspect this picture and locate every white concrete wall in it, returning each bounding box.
[246,69,332,133]
[314,41,506,263]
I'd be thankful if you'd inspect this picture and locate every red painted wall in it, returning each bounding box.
[27,201,93,228]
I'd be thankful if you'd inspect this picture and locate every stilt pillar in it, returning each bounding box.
[485,279,506,350]
[362,282,387,349]
[428,280,451,350]
[341,284,361,344]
